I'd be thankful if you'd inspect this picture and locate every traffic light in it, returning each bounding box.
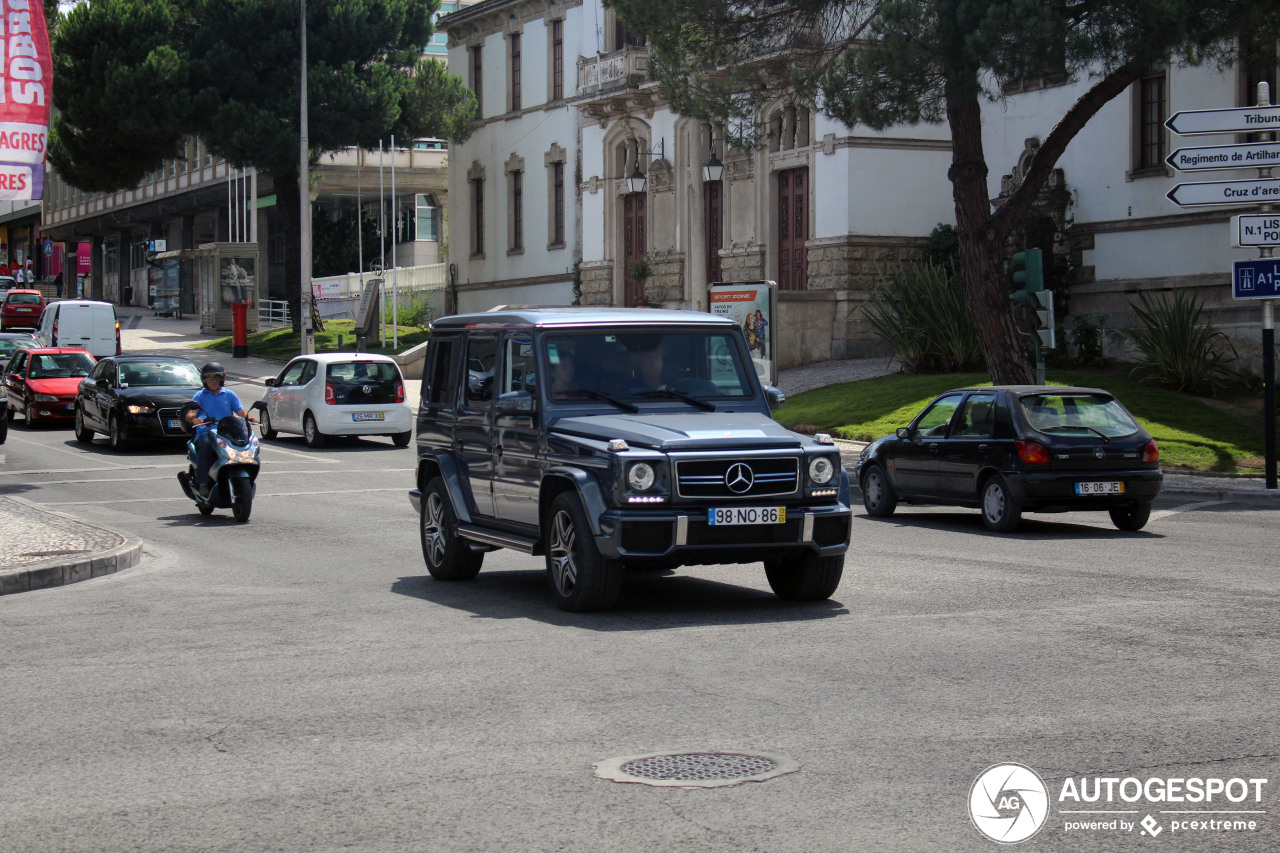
[1031,290,1055,349]
[1011,248,1044,308]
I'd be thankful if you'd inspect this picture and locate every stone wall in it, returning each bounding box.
[645,252,685,305]
[578,261,613,305]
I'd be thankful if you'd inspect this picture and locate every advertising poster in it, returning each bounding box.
[708,280,776,385]
[0,0,53,200]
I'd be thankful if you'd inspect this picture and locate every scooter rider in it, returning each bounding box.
[185,362,256,496]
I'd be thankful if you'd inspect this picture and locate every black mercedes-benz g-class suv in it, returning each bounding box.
[409,308,852,611]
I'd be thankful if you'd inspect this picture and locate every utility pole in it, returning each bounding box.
[299,0,315,355]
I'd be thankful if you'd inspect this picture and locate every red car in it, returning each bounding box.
[1,289,45,330]
[4,347,97,426]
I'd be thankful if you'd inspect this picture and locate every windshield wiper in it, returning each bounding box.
[1041,425,1110,442]
[559,389,639,413]
[630,388,717,411]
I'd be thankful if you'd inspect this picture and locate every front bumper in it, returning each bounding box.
[27,399,77,420]
[595,502,852,564]
[1006,468,1164,510]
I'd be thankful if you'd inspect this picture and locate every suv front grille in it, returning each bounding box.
[675,457,799,499]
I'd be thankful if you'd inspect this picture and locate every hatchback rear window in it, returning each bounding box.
[1020,393,1140,438]
[325,360,403,405]
[5,293,41,305]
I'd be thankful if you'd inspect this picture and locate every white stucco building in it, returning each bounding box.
[443,0,1279,367]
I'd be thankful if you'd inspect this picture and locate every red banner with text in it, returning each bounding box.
[0,0,52,200]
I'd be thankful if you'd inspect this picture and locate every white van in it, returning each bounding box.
[35,300,120,357]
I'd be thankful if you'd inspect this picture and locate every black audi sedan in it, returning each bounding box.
[855,386,1162,532]
[74,356,205,450]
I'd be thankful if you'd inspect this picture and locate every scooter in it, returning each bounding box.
[176,409,260,522]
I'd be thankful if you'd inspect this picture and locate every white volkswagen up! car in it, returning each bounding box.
[257,352,412,447]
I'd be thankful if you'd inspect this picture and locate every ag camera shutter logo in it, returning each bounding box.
[970,763,1050,843]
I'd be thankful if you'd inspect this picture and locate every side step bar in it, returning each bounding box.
[457,524,538,554]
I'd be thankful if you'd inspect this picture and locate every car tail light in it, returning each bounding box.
[1015,440,1051,465]
[394,380,404,403]
[325,382,336,404]
[1142,439,1160,463]
[115,321,122,355]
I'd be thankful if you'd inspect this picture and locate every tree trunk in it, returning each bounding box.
[946,79,1033,386]
[274,169,303,334]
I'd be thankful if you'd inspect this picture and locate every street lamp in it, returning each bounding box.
[625,138,664,194]
[701,148,724,183]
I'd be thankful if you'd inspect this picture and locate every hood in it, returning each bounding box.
[552,412,804,451]
[27,377,83,396]
[116,386,202,406]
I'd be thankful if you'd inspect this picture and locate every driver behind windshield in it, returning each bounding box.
[185,362,255,497]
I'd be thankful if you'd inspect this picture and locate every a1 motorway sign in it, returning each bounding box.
[1233,214,1280,247]
[1166,141,1280,172]
[1167,178,1280,207]
[1166,105,1280,136]
[1233,258,1280,299]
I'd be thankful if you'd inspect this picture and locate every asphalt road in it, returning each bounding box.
[1,386,1278,853]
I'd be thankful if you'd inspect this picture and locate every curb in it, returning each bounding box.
[0,499,144,596]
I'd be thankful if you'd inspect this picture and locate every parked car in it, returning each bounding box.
[855,385,1163,532]
[1,289,45,330]
[0,275,15,293]
[74,356,204,449]
[34,299,121,357]
[410,308,852,611]
[256,352,412,448]
[3,348,98,426]
[0,330,38,362]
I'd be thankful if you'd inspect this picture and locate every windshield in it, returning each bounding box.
[0,339,35,358]
[28,352,96,379]
[1020,393,1140,438]
[117,361,202,387]
[544,329,754,404]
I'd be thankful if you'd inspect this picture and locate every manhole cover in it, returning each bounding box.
[594,751,799,788]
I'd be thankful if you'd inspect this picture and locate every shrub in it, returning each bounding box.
[861,260,984,374]
[384,291,436,327]
[1125,290,1243,395]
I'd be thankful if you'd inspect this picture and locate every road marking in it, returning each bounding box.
[1150,499,1225,521]
[39,487,408,506]
[0,459,352,477]
[2,434,131,467]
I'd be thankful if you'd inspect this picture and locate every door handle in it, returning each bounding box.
[978,444,989,450]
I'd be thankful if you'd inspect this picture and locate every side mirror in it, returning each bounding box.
[97,377,110,388]
[763,385,786,412]
[896,427,913,440]
[264,377,277,387]
[497,390,535,416]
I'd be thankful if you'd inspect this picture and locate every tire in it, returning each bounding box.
[860,464,897,518]
[0,412,7,444]
[392,431,412,448]
[764,552,844,601]
[259,407,277,439]
[420,477,483,580]
[5,404,13,422]
[74,406,94,444]
[23,398,35,427]
[303,412,326,448]
[230,479,253,523]
[108,414,128,451]
[1110,502,1152,532]
[545,491,623,612]
[980,474,1022,532]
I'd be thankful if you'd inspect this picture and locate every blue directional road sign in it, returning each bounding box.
[1233,258,1280,299]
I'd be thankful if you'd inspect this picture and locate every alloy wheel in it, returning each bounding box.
[423,492,448,567]
[548,510,578,597]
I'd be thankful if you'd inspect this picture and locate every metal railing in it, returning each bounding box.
[258,299,291,328]
[311,262,447,299]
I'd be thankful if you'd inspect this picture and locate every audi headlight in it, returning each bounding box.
[627,462,655,491]
[127,404,155,414]
[34,393,59,402]
[808,456,836,485]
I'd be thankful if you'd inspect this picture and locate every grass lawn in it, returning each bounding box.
[774,368,1269,474]
[195,319,429,360]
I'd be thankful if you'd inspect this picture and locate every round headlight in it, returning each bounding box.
[627,462,655,491]
[808,456,835,485]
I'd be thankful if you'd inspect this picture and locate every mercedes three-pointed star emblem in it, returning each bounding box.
[725,462,754,494]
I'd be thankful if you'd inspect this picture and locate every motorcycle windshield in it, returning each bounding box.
[218,415,251,445]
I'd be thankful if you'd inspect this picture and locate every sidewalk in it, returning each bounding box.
[0,497,143,595]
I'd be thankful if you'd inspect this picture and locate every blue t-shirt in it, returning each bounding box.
[192,387,244,437]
